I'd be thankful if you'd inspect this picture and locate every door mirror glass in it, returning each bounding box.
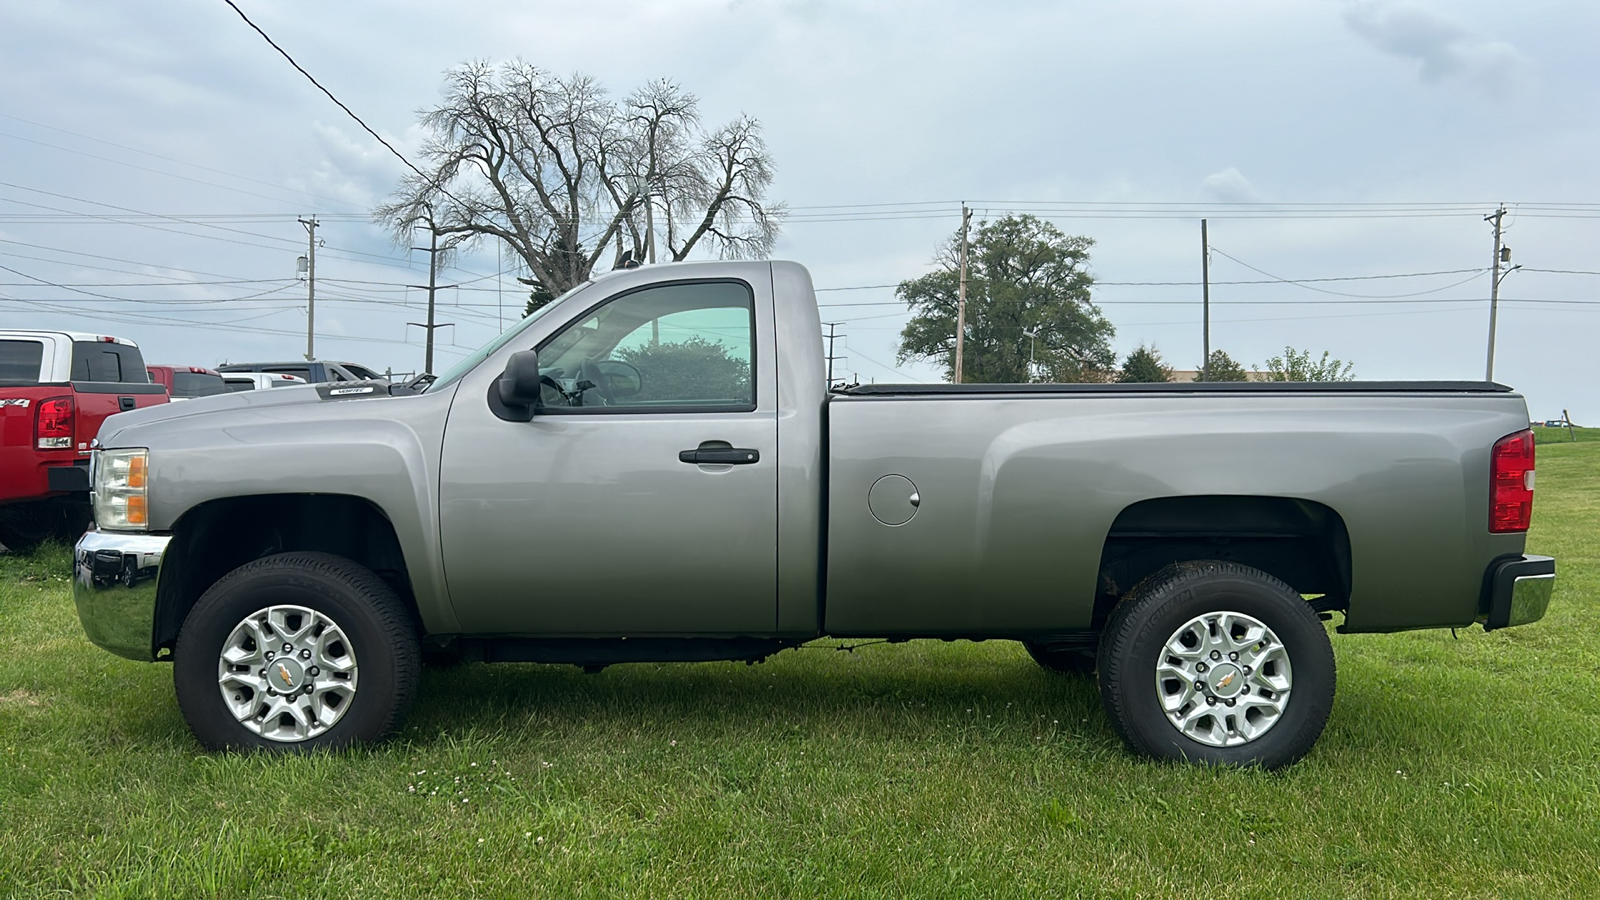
[592,360,643,399]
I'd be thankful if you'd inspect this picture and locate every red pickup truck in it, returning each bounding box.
[145,365,229,401]
[0,330,168,551]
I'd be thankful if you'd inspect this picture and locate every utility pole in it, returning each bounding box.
[954,204,972,384]
[823,322,846,385]
[642,171,657,265]
[1201,218,1211,382]
[298,217,319,361]
[1485,205,1509,382]
[408,225,456,375]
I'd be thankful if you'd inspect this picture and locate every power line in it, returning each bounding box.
[221,0,435,189]
[0,112,364,211]
[812,267,1497,294]
[1207,250,1488,298]
[1,182,305,251]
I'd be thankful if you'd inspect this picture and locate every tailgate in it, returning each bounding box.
[2,387,79,502]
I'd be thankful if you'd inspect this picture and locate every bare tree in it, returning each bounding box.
[375,61,785,306]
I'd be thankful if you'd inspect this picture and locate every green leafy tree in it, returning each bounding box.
[614,336,750,402]
[896,215,1115,383]
[1260,347,1355,382]
[1117,344,1173,383]
[1193,349,1252,382]
[523,233,585,316]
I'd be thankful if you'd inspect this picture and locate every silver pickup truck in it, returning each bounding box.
[72,260,1555,768]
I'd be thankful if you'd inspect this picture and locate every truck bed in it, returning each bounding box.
[842,380,1512,395]
[823,384,1531,637]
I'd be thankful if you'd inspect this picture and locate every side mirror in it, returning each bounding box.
[492,350,541,421]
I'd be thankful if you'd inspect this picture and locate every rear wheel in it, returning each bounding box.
[174,552,420,751]
[1097,561,1335,769]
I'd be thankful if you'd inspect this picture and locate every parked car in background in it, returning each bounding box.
[221,372,308,392]
[0,330,167,551]
[216,360,384,384]
[146,365,228,401]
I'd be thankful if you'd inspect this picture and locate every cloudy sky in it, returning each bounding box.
[2,0,1596,419]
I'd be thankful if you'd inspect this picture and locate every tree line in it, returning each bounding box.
[895,214,1356,384]
[376,64,1353,384]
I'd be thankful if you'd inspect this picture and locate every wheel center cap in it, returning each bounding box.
[268,657,306,692]
[1207,663,1244,698]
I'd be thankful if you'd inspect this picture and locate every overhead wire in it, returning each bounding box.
[0,111,364,211]
[219,0,467,212]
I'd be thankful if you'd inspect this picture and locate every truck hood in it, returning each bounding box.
[96,381,411,446]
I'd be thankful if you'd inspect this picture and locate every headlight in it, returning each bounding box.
[93,448,150,532]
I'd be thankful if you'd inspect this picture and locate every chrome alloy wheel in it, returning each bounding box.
[216,604,359,742]
[1155,610,1293,747]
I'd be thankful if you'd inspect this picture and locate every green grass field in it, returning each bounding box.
[2,444,1598,898]
[1532,424,1599,445]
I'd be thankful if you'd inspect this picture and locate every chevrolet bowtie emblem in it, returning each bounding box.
[277,663,293,687]
[1218,672,1236,689]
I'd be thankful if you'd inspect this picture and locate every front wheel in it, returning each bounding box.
[174,552,420,751]
[1097,561,1335,769]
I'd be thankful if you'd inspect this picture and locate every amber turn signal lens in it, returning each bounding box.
[126,454,148,489]
[125,495,148,526]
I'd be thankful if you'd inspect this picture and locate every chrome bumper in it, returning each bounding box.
[72,529,170,661]
[1483,554,1556,631]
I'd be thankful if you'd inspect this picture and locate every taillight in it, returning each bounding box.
[35,396,74,450]
[1490,429,1535,533]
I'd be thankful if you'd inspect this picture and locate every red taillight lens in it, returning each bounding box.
[1490,429,1535,533]
[35,396,74,450]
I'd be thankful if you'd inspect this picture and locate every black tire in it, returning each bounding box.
[174,552,421,752]
[1023,641,1098,675]
[1096,561,1335,769]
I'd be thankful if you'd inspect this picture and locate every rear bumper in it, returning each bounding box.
[72,529,169,661]
[46,460,90,492]
[1483,554,1556,631]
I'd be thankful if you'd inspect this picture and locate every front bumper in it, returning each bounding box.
[72,529,170,661]
[1483,554,1556,631]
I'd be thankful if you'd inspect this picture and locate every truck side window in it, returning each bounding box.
[0,340,44,385]
[537,281,755,412]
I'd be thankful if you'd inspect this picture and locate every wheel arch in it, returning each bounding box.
[1094,495,1352,628]
[153,494,422,658]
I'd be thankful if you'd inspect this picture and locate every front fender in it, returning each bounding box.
[105,386,460,634]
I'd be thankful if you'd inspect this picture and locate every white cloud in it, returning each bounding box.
[282,123,406,211]
[1343,0,1527,97]
[1200,168,1261,203]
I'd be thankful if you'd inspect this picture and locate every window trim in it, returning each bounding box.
[531,278,760,417]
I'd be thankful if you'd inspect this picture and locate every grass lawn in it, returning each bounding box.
[2,446,1598,899]
[1532,424,1600,445]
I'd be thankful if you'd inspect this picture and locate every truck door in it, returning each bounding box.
[438,276,778,636]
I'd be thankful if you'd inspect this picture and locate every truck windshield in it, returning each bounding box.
[424,281,589,393]
[0,339,44,385]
